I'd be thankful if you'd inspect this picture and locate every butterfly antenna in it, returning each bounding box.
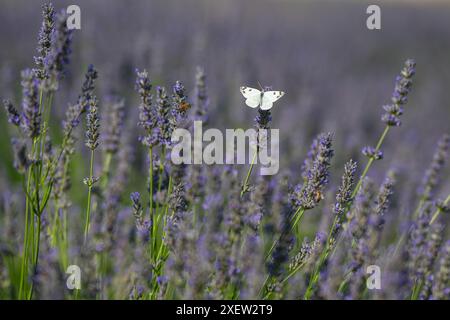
[257,81,264,91]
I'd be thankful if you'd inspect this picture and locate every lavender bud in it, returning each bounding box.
[255,109,272,130]
[104,97,125,154]
[44,10,73,90]
[330,159,357,243]
[78,64,98,113]
[373,171,395,227]
[171,80,189,122]
[156,86,173,146]
[63,103,82,135]
[3,99,21,126]
[130,192,144,228]
[381,59,416,126]
[419,134,450,202]
[362,146,383,160]
[20,69,41,139]
[34,3,55,80]
[85,96,100,150]
[193,67,209,123]
[290,132,334,210]
[11,138,30,174]
[136,69,158,147]
[432,241,450,299]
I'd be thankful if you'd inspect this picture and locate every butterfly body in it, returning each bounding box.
[240,86,285,110]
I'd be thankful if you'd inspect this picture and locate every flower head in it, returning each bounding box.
[291,132,334,210]
[20,69,41,139]
[381,59,416,126]
[85,96,100,150]
[3,99,21,126]
[34,3,55,80]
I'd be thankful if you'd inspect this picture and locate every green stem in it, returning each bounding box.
[84,149,95,243]
[19,139,37,299]
[101,152,113,190]
[430,194,450,225]
[241,150,257,197]
[149,147,154,262]
[303,214,341,299]
[265,207,305,260]
[352,126,390,198]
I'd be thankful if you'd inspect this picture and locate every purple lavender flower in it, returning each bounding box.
[136,69,159,147]
[419,134,450,202]
[373,172,395,229]
[432,241,450,299]
[63,103,82,136]
[131,192,143,222]
[255,109,272,130]
[3,99,21,126]
[44,10,73,90]
[291,132,334,210]
[78,64,98,113]
[11,138,29,174]
[381,59,416,126]
[170,80,189,126]
[20,69,41,139]
[362,146,383,160]
[193,67,209,123]
[330,159,357,244]
[407,204,443,288]
[155,86,173,146]
[103,96,125,154]
[34,3,55,80]
[85,96,100,150]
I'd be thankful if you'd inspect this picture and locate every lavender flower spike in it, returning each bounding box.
[381,59,416,127]
[419,134,450,202]
[44,10,73,90]
[136,69,158,147]
[362,146,383,160]
[330,159,357,243]
[85,96,100,150]
[291,132,334,210]
[78,64,98,113]
[34,2,55,80]
[20,69,41,139]
[3,99,21,126]
[432,241,450,299]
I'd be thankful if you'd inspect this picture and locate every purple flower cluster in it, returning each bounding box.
[20,69,41,139]
[291,132,334,210]
[381,59,416,126]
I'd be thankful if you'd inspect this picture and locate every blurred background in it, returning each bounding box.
[0,0,449,206]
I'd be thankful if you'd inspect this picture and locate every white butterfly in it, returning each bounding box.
[240,86,285,110]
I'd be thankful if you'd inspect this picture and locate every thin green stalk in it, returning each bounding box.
[259,207,306,298]
[101,152,113,190]
[352,126,390,198]
[19,139,37,299]
[265,207,305,261]
[241,150,257,197]
[326,125,391,266]
[303,214,340,299]
[430,193,450,225]
[39,93,53,160]
[84,149,95,243]
[149,146,154,262]
[28,215,42,300]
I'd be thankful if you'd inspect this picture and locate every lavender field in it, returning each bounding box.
[0,0,449,300]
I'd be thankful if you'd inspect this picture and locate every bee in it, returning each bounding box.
[178,101,191,113]
[314,190,323,203]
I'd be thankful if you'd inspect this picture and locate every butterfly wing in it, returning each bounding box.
[260,91,285,110]
[240,86,262,108]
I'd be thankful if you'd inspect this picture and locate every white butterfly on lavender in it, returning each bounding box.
[240,85,285,110]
